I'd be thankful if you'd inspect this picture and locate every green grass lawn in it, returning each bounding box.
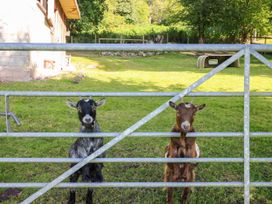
[253,38,272,45]
[0,52,272,203]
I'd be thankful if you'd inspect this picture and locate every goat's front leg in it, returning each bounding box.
[164,164,174,204]
[180,169,195,204]
[86,189,93,204]
[82,165,93,204]
[181,187,191,204]
[68,166,80,204]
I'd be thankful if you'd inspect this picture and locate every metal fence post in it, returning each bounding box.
[244,46,251,204]
[4,95,11,132]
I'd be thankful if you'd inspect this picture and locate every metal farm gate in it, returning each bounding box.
[0,43,272,204]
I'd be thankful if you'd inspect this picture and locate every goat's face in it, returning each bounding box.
[169,101,205,133]
[67,98,106,128]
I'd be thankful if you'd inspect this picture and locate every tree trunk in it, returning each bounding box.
[198,28,205,44]
[241,32,250,44]
[198,34,204,44]
[198,22,205,44]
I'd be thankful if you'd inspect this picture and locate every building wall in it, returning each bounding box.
[0,0,69,82]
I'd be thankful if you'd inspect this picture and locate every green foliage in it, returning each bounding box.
[70,0,272,42]
[69,0,107,34]
[97,0,150,36]
[179,0,272,43]
[99,24,170,36]
[115,0,134,23]
[114,0,150,24]
[149,0,168,24]
[105,0,150,25]
[217,0,272,43]
[132,0,150,24]
[162,0,184,26]
[71,0,188,40]
[179,0,225,43]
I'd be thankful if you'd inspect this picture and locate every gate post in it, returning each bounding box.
[5,95,11,132]
[244,46,250,204]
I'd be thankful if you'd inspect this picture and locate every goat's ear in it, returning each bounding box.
[96,98,106,107]
[66,100,77,109]
[169,101,177,110]
[196,104,206,111]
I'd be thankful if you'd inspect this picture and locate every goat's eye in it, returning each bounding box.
[77,107,82,112]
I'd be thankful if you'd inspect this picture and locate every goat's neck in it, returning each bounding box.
[171,124,196,146]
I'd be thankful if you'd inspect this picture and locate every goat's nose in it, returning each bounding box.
[83,115,93,124]
[85,118,91,123]
[181,121,190,131]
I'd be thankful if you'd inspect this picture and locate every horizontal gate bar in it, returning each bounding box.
[1,157,271,163]
[250,158,272,162]
[0,157,244,163]
[1,91,272,97]
[0,43,245,51]
[0,132,242,137]
[0,182,244,188]
[252,132,272,137]
[1,132,272,138]
[1,182,272,188]
[251,182,272,187]
[0,43,272,52]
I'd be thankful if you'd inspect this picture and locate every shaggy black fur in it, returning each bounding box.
[67,98,105,204]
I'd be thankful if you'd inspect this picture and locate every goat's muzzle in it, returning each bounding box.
[181,121,191,132]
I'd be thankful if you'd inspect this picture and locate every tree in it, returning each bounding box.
[115,0,134,23]
[179,0,224,43]
[114,0,149,24]
[179,0,272,43]
[99,0,149,34]
[69,0,107,35]
[148,0,167,24]
[219,0,272,43]
[132,0,149,24]
[162,0,184,26]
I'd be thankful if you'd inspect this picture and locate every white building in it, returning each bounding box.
[0,0,80,81]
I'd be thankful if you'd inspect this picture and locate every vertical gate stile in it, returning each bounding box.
[244,46,251,204]
[4,95,11,132]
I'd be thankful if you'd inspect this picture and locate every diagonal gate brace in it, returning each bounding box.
[250,49,272,69]
[21,49,245,204]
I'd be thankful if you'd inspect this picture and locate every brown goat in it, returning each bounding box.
[164,101,206,204]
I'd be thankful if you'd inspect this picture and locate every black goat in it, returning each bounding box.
[66,98,106,204]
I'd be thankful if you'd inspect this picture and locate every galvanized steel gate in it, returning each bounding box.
[0,43,272,204]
